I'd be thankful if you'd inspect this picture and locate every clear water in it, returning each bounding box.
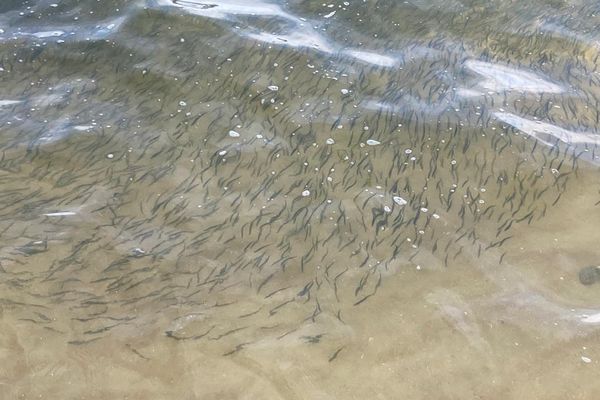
[0,0,599,398]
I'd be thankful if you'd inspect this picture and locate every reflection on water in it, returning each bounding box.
[463,59,564,94]
[0,0,599,398]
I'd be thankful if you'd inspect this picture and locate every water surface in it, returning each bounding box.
[0,0,599,398]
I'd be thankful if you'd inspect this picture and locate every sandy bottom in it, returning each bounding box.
[2,191,599,400]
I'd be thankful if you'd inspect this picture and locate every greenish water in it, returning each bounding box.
[0,1,599,399]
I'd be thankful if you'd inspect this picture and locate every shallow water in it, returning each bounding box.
[0,0,599,398]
